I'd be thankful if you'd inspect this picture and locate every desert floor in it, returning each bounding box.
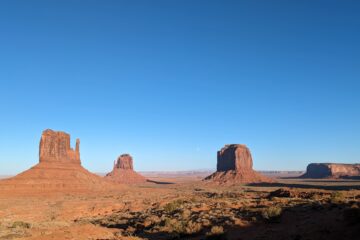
[0,174,359,240]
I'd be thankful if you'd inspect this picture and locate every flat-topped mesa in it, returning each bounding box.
[114,154,133,170]
[217,144,253,172]
[205,144,273,184]
[301,163,360,179]
[39,129,81,164]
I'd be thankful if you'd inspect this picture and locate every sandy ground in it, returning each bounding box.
[0,175,359,240]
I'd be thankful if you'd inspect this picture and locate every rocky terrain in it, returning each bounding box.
[301,163,360,179]
[0,129,115,193]
[0,177,359,240]
[205,144,273,184]
[105,154,147,184]
[0,135,359,240]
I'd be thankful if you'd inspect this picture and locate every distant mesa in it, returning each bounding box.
[0,129,113,193]
[204,144,273,184]
[105,154,146,184]
[301,163,360,179]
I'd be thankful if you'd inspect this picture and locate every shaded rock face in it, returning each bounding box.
[217,144,253,171]
[114,154,133,170]
[106,154,146,184]
[301,163,360,179]
[205,144,273,184]
[39,129,80,164]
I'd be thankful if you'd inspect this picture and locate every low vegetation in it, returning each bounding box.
[10,221,31,229]
[330,191,345,204]
[261,206,282,223]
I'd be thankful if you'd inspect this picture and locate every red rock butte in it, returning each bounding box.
[39,130,81,164]
[205,144,273,184]
[0,129,113,194]
[301,163,360,179]
[105,154,146,184]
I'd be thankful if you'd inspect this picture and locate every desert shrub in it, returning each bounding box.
[330,191,345,204]
[189,196,197,203]
[164,218,186,233]
[163,218,202,236]
[343,206,360,225]
[163,199,184,213]
[181,209,191,219]
[210,226,224,235]
[185,220,202,234]
[206,226,227,240]
[261,206,282,223]
[11,221,31,229]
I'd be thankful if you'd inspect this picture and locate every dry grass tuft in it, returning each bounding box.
[261,206,282,223]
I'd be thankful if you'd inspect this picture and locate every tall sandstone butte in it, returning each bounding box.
[217,144,253,171]
[39,129,81,164]
[105,154,146,184]
[0,129,113,193]
[205,144,272,184]
[301,163,360,179]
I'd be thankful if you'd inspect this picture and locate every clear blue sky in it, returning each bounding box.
[0,0,359,175]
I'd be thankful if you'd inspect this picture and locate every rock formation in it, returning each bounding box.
[0,129,113,193]
[204,144,273,184]
[39,130,81,164]
[105,154,146,184]
[301,163,360,179]
[114,154,133,170]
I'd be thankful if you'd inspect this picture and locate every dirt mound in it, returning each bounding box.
[0,129,115,194]
[204,144,273,184]
[301,163,360,179]
[105,154,146,184]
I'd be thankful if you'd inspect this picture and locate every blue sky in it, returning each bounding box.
[0,0,359,174]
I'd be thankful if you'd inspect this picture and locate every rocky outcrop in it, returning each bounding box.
[217,144,253,171]
[105,154,146,184]
[114,154,133,170]
[301,163,360,179]
[39,129,80,164]
[205,144,273,184]
[0,129,114,193]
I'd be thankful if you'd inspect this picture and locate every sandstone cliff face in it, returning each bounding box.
[205,144,272,184]
[0,129,114,193]
[106,154,146,184]
[301,163,360,179]
[217,144,253,171]
[39,129,80,164]
[114,154,133,170]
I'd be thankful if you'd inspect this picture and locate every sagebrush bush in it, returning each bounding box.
[163,199,184,213]
[11,221,31,229]
[163,218,202,235]
[330,191,345,204]
[206,225,227,240]
[261,206,282,223]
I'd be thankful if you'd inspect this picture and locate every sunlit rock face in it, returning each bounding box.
[217,144,253,172]
[205,144,273,184]
[113,154,133,170]
[0,129,114,193]
[105,154,146,184]
[39,129,80,164]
